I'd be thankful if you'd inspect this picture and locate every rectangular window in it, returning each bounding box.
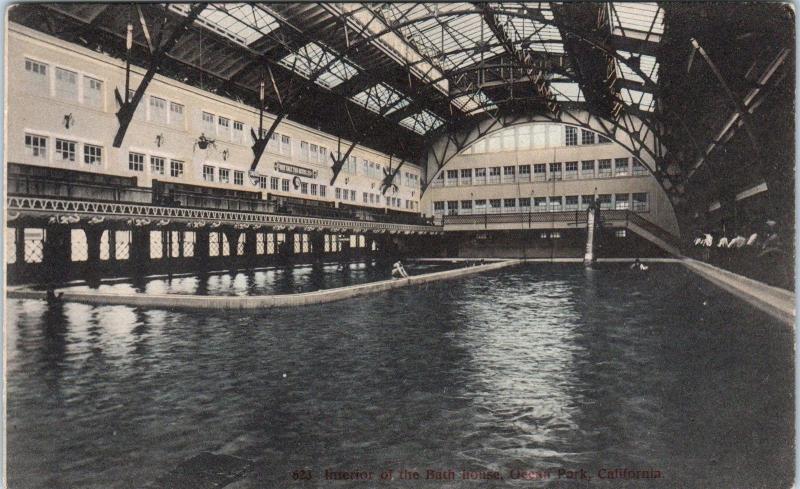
[83,76,103,108]
[615,229,627,238]
[257,176,268,189]
[310,183,317,196]
[581,129,596,145]
[632,192,649,211]
[363,192,369,203]
[549,162,562,181]
[25,58,49,94]
[598,159,612,178]
[518,165,531,182]
[335,188,341,200]
[300,182,308,194]
[565,195,579,210]
[280,134,291,154]
[488,166,501,184]
[581,160,595,179]
[580,195,594,210]
[565,161,578,180]
[301,141,310,161]
[83,144,102,165]
[597,194,613,210]
[550,196,562,212]
[565,126,578,146]
[55,139,76,162]
[25,134,48,160]
[534,197,548,211]
[632,158,648,176]
[447,200,459,215]
[150,96,167,124]
[234,170,244,185]
[233,121,244,143]
[614,158,629,177]
[519,197,531,208]
[218,116,230,140]
[350,190,356,201]
[203,165,215,182]
[503,198,517,209]
[319,185,326,197]
[446,169,458,186]
[55,67,78,101]
[489,199,502,213]
[474,168,487,185]
[533,163,547,182]
[170,159,184,177]
[128,152,144,172]
[503,165,516,183]
[282,179,290,192]
[170,102,185,127]
[270,177,279,190]
[615,193,630,210]
[150,156,165,175]
[219,168,230,184]
[202,111,215,135]
[460,168,473,185]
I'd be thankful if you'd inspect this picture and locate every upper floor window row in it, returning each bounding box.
[299,140,330,166]
[461,123,613,155]
[25,133,103,166]
[25,58,105,110]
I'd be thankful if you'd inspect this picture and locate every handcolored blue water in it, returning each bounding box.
[6,264,793,488]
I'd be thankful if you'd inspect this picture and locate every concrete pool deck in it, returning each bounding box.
[7,260,522,310]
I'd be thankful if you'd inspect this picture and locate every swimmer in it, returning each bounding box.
[630,258,648,271]
[391,260,409,279]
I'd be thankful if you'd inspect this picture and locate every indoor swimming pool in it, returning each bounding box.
[6,264,793,488]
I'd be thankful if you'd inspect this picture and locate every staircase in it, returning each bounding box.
[622,211,682,256]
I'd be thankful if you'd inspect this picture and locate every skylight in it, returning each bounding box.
[616,50,659,84]
[608,3,664,42]
[621,88,655,112]
[169,4,279,48]
[549,82,584,102]
[351,83,410,115]
[494,3,564,55]
[399,110,445,134]
[452,90,497,114]
[279,42,359,89]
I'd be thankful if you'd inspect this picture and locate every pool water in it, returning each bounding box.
[51,261,463,296]
[6,264,793,488]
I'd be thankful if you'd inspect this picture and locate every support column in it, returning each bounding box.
[196,229,210,268]
[43,224,71,284]
[310,232,325,262]
[584,206,597,266]
[129,227,149,275]
[14,225,25,267]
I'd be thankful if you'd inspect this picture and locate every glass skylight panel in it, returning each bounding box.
[621,88,655,112]
[169,4,279,47]
[452,90,497,114]
[616,51,659,84]
[279,42,359,89]
[549,82,584,102]
[495,3,564,55]
[399,110,445,135]
[351,83,410,115]
[608,3,664,41]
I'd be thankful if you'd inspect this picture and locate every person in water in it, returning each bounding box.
[630,258,648,271]
[391,260,409,279]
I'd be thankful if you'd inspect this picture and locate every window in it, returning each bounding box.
[614,158,629,177]
[84,77,103,108]
[549,162,562,181]
[474,199,486,211]
[202,112,215,135]
[504,198,517,209]
[282,179,290,192]
[565,161,578,179]
[170,102,185,127]
[363,192,369,203]
[565,195,579,210]
[55,139,76,162]
[565,126,578,146]
[170,160,184,177]
[533,164,546,182]
[219,168,230,184]
[488,167,501,184]
[489,199,502,213]
[503,166,516,183]
[550,196,562,212]
[446,169,458,185]
[447,200,459,215]
[335,188,342,200]
[25,58,48,94]
[581,129,596,145]
[581,160,595,179]
[632,158,648,175]
[632,193,649,211]
[580,195,594,210]
[55,67,78,101]
[319,147,327,164]
[83,144,102,165]
[319,185,326,197]
[598,159,612,177]
[518,165,531,182]
[280,134,291,154]
[597,194,613,210]
[460,168,473,185]
[615,229,627,238]
[350,190,356,201]
[270,177,279,190]
[300,182,308,194]
[309,144,318,163]
[519,197,531,208]
[218,116,230,139]
[257,176,267,189]
[203,165,215,182]
[25,134,48,160]
[615,193,630,210]
[129,152,144,172]
[234,170,244,185]
[150,156,165,175]
[534,197,548,211]
[150,96,167,124]
[311,183,318,196]
[433,201,445,214]
[233,121,244,143]
[474,168,487,184]
[301,141,310,161]
[599,134,611,143]
[461,200,473,213]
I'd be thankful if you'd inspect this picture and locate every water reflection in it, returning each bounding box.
[6,264,794,489]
